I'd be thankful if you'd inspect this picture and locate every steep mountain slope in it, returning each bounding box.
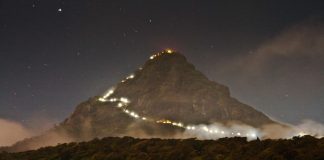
[3,50,276,152]
[62,50,274,137]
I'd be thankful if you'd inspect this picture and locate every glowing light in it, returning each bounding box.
[186,126,196,130]
[149,49,175,60]
[117,103,123,108]
[109,98,116,102]
[98,98,107,102]
[126,74,135,80]
[237,132,241,136]
[157,120,172,124]
[103,89,115,99]
[120,97,130,103]
[298,132,306,137]
[110,98,118,102]
[251,133,257,138]
[126,111,139,119]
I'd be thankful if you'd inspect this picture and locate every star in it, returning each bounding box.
[58,8,62,12]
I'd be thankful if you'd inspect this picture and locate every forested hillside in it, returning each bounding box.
[1,136,323,160]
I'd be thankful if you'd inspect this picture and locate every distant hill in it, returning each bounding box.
[1,136,323,160]
[4,50,278,152]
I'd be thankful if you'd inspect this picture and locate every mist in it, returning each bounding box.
[183,120,324,141]
[0,118,73,150]
[0,119,32,146]
[208,20,324,124]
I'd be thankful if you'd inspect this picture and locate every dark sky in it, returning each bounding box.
[0,0,323,129]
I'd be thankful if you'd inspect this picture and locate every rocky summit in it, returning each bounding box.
[3,50,276,152]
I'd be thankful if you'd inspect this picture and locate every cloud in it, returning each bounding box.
[244,21,324,74]
[219,21,324,78]
[0,118,73,151]
[260,120,324,139]
[183,122,260,141]
[210,20,324,123]
[183,120,324,141]
[0,119,32,146]
[295,119,324,137]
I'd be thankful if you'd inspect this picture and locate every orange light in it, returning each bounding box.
[166,49,173,54]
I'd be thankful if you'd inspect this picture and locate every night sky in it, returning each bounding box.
[1,0,323,130]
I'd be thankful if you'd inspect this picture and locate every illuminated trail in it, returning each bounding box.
[98,87,259,139]
[96,50,259,139]
[97,50,306,139]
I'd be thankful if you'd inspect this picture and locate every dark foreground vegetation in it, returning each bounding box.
[1,136,324,160]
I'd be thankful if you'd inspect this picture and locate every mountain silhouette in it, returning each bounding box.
[2,50,276,152]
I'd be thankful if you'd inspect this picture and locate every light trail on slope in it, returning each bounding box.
[96,50,308,140]
[149,49,174,60]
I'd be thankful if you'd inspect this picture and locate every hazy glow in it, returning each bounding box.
[298,132,306,137]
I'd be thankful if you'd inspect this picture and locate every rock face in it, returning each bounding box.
[3,50,276,152]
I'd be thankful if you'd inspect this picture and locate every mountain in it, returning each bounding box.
[2,50,277,152]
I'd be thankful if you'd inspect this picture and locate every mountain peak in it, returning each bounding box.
[145,49,189,67]
[95,50,274,128]
[149,49,178,59]
[5,50,277,152]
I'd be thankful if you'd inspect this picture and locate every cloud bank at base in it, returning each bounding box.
[184,120,324,140]
[0,119,32,146]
